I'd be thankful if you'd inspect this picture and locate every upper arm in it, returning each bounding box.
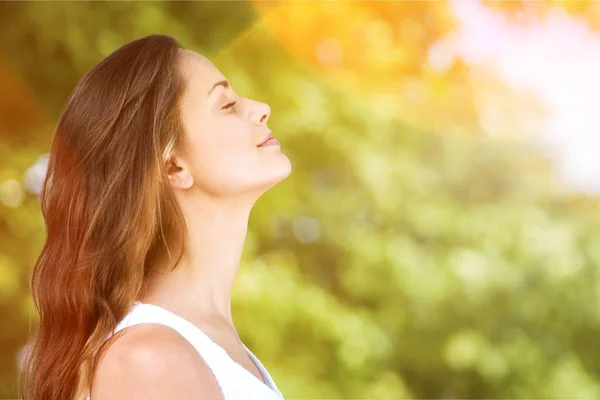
[90,324,223,400]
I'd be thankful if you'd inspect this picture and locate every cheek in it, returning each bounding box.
[208,118,256,163]
[188,120,260,192]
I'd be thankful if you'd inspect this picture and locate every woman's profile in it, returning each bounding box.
[19,34,291,400]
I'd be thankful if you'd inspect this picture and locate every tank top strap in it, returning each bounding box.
[88,301,283,400]
[106,301,232,396]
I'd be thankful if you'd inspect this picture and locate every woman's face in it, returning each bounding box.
[171,50,291,198]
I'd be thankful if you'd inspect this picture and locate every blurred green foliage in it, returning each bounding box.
[2,1,600,399]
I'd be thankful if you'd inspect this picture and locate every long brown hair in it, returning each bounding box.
[19,34,190,400]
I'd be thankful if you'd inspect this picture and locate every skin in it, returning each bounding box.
[92,49,292,399]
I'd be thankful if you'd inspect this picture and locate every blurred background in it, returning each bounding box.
[2,1,600,398]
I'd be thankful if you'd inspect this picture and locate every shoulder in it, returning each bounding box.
[91,324,223,400]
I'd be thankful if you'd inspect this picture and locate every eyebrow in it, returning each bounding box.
[207,79,230,97]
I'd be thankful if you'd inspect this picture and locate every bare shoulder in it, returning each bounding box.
[91,324,223,400]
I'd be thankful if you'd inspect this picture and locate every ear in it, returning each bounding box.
[165,154,194,189]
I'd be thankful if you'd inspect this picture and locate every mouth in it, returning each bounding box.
[257,131,280,147]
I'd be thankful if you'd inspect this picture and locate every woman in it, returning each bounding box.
[19,34,291,400]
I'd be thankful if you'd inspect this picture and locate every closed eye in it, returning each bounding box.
[222,101,237,111]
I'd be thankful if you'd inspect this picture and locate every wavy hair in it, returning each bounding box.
[19,34,190,400]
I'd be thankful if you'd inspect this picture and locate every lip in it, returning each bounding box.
[258,137,280,147]
[257,131,277,147]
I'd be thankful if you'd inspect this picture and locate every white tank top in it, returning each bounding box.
[86,301,284,400]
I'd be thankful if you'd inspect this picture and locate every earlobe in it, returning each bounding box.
[168,172,193,189]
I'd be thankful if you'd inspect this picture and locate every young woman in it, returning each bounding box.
[19,34,291,400]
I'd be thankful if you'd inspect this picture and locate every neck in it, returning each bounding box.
[143,196,253,328]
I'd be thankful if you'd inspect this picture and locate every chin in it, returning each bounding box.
[275,153,293,180]
[257,158,292,192]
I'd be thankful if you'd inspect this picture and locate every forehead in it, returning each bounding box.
[179,50,226,98]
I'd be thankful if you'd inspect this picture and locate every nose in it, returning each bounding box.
[250,100,270,126]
